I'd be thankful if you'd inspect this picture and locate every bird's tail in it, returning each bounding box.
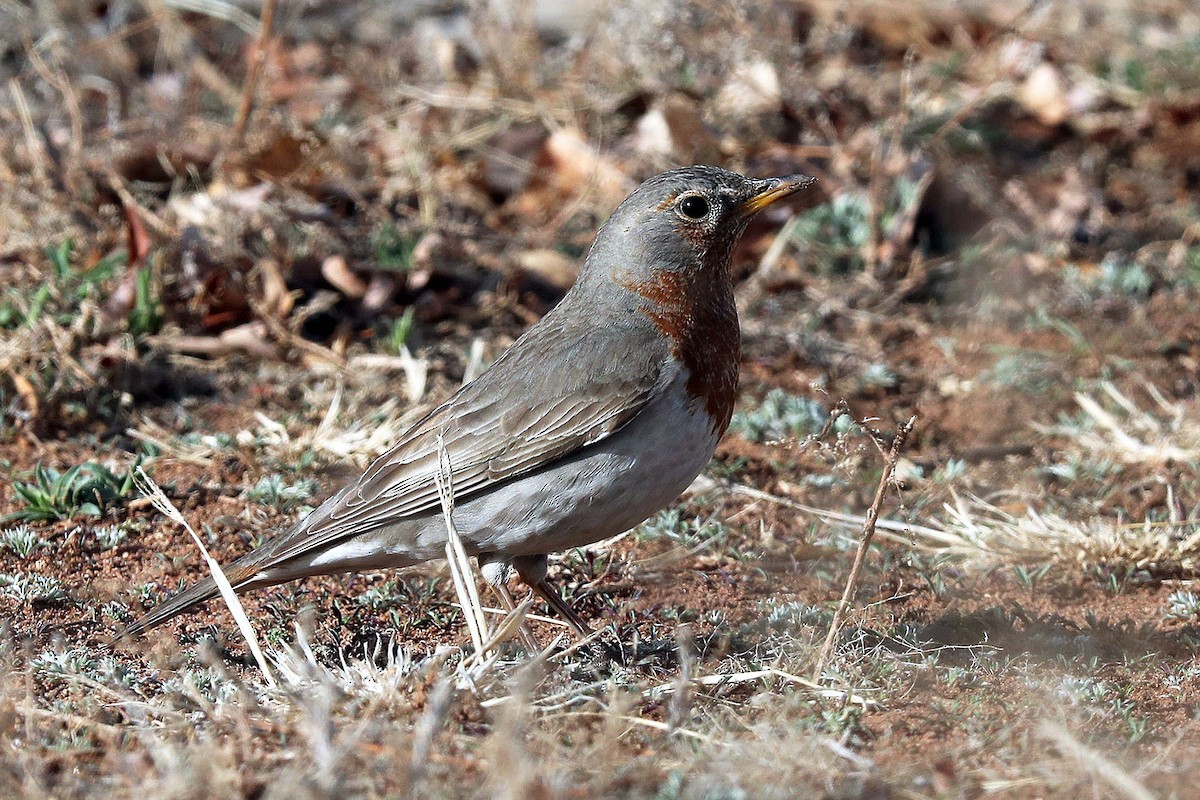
[118,560,265,639]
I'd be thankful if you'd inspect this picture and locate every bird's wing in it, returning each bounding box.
[231,313,669,573]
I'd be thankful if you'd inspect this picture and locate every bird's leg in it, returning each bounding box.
[478,553,540,652]
[513,554,594,638]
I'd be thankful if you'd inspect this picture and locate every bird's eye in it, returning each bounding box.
[677,194,710,220]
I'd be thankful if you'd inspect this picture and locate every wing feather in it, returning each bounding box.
[234,312,668,572]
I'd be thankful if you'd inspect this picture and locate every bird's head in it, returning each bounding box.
[583,165,815,290]
[568,165,814,432]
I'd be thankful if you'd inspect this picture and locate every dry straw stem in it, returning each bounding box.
[434,433,492,670]
[132,466,277,687]
[812,415,917,683]
[644,668,875,707]
[166,0,261,35]
[1037,721,1155,800]
[9,78,50,188]
[1059,381,1199,465]
[804,492,1200,575]
[129,383,421,468]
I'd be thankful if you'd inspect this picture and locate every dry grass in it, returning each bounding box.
[875,494,1200,575]
[1050,381,1200,467]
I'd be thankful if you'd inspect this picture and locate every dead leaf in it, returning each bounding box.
[510,128,632,220]
[104,201,153,323]
[6,370,38,418]
[258,258,294,318]
[1019,63,1070,126]
[156,321,278,359]
[516,249,577,291]
[124,202,151,268]
[630,93,716,162]
[362,273,398,313]
[714,59,781,119]
[321,255,367,298]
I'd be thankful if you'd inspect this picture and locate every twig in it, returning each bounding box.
[24,36,84,186]
[9,79,50,189]
[133,467,276,688]
[228,0,276,152]
[812,415,917,683]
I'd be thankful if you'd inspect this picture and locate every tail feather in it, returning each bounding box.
[118,560,267,639]
[120,576,224,638]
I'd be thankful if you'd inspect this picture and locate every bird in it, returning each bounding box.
[122,165,814,639]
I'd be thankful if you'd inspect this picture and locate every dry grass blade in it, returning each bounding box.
[446,600,570,629]
[1038,721,1155,800]
[9,78,50,188]
[128,390,417,469]
[644,668,875,707]
[409,678,454,790]
[806,491,1200,575]
[554,711,715,743]
[132,466,276,688]
[933,495,1200,573]
[1063,382,1199,465]
[434,434,489,663]
[476,594,534,654]
[348,349,429,402]
[227,0,276,151]
[164,0,261,35]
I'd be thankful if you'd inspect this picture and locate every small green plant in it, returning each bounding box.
[1098,254,1153,298]
[1164,590,1200,621]
[242,474,318,512]
[981,349,1056,393]
[92,525,128,550]
[7,241,159,334]
[0,572,68,603]
[815,703,866,741]
[382,307,417,354]
[20,241,127,327]
[127,266,163,336]
[1,524,41,558]
[373,226,417,271]
[1098,43,1200,98]
[729,389,834,444]
[34,647,95,676]
[158,667,241,706]
[0,292,24,328]
[1043,452,1120,482]
[859,362,898,390]
[1012,563,1053,591]
[1183,246,1200,287]
[1070,254,1153,299]
[357,579,409,610]
[6,462,137,522]
[789,178,923,274]
[930,458,967,484]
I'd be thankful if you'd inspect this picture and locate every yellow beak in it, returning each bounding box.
[737,174,817,216]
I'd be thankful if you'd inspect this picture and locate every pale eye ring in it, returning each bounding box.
[677,194,710,220]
